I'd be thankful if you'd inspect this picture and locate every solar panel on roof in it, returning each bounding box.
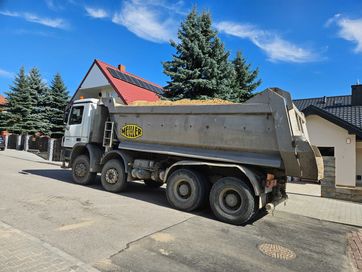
[108,68,119,79]
[128,74,138,85]
[149,84,160,94]
[118,72,128,82]
[139,80,149,89]
[106,67,163,94]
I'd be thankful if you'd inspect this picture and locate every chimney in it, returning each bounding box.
[351,84,362,106]
[118,64,126,73]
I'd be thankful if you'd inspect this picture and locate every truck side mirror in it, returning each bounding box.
[63,109,70,125]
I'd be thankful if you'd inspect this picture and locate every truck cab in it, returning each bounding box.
[63,98,99,149]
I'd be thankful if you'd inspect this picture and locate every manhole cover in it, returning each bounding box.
[258,243,296,260]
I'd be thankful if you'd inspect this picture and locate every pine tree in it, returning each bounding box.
[163,8,235,100]
[27,67,51,134]
[48,73,69,138]
[4,67,33,133]
[232,51,261,102]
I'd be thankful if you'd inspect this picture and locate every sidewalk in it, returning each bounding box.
[276,182,362,227]
[0,149,62,166]
[0,221,99,272]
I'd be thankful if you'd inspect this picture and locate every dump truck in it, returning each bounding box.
[61,88,323,225]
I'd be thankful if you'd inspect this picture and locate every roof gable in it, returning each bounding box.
[79,63,108,90]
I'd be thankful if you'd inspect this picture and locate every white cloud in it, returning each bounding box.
[0,10,19,17]
[0,10,67,29]
[216,21,318,63]
[112,0,177,43]
[327,14,362,53]
[0,68,14,79]
[137,0,187,15]
[85,7,108,19]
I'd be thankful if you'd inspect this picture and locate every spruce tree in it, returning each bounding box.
[4,67,33,133]
[163,8,235,100]
[27,67,51,134]
[48,73,69,138]
[232,51,261,102]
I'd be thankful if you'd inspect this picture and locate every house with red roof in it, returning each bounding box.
[71,59,162,104]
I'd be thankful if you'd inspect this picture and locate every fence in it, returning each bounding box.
[7,134,17,149]
[2,134,63,162]
[52,139,62,161]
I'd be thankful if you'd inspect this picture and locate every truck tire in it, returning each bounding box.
[144,180,163,188]
[166,169,208,212]
[101,159,127,193]
[72,155,96,185]
[209,177,255,225]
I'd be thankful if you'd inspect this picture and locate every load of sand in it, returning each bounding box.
[130,98,234,106]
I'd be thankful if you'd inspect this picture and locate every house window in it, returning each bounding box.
[69,106,84,125]
[318,147,334,156]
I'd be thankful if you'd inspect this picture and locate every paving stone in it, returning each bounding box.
[0,221,99,272]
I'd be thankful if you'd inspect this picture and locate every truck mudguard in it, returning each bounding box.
[70,143,103,172]
[100,150,133,173]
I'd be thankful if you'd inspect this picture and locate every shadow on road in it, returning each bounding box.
[22,168,267,225]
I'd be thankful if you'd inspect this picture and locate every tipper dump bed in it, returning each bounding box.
[104,88,323,181]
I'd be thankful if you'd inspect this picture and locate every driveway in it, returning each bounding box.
[0,150,356,271]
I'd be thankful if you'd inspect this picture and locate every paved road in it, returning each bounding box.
[0,150,356,271]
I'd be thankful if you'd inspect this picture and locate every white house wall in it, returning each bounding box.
[74,64,119,101]
[80,64,109,89]
[306,114,356,187]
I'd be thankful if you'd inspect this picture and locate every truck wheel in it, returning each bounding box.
[144,180,163,188]
[72,155,96,185]
[209,177,255,225]
[166,169,208,212]
[101,159,127,192]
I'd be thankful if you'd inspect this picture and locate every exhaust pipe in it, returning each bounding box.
[265,196,287,213]
[265,203,275,212]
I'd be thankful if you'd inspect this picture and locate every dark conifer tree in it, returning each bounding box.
[4,67,33,133]
[27,67,50,134]
[163,8,262,102]
[48,73,69,137]
[232,51,261,102]
[163,8,235,100]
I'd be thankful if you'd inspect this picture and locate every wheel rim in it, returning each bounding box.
[74,162,87,178]
[105,168,119,184]
[174,180,192,200]
[219,188,242,213]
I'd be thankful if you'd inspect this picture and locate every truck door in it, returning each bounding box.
[63,105,85,148]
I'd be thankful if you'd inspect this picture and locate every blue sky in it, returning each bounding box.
[0,0,362,99]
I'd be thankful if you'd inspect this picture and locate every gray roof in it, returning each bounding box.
[293,95,362,138]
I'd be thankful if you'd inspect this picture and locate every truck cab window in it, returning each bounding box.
[69,106,84,125]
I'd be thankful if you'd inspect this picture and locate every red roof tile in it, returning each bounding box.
[0,95,7,106]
